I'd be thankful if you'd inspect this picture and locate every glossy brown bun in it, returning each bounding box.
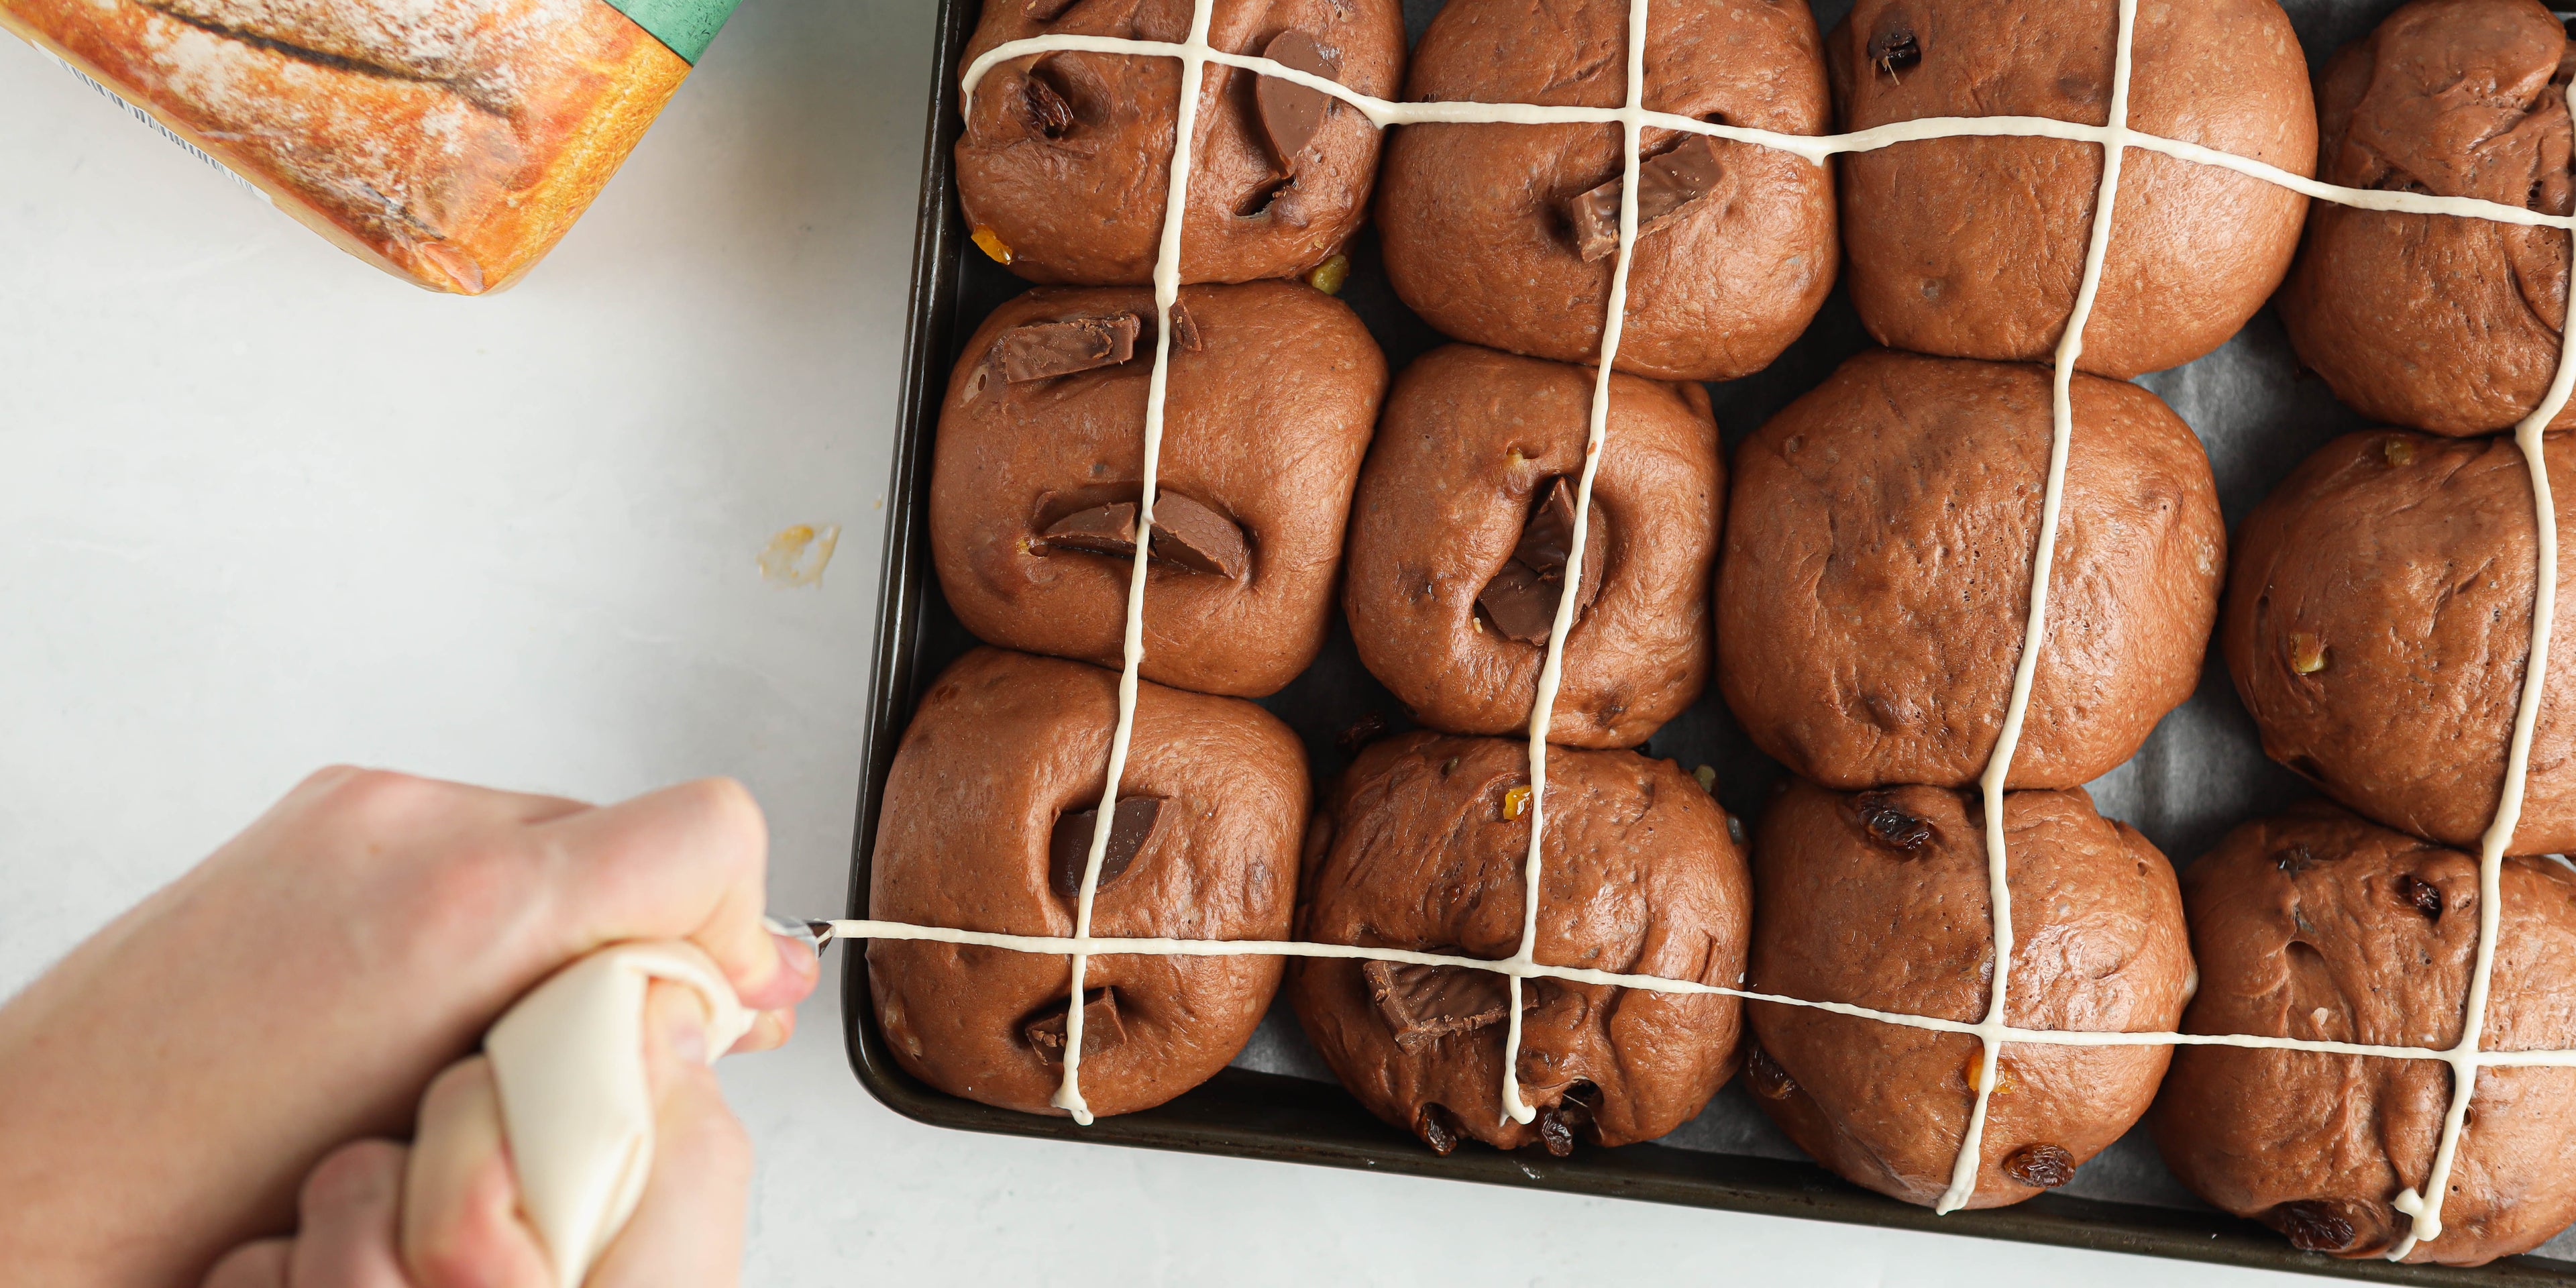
[1717,350,2224,790]
[2153,803,2576,1266]
[2223,430,2576,853]
[1830,0,2314,376]
[2276,0,2576,435]
[1746,780,2192,1209]
[1289,733,1752,1154]
[1373,0,1837,382]
[955,0,1403,285]
[930,282,1387,698]
[1344,344,1721,749]
[866,647,1305,1118]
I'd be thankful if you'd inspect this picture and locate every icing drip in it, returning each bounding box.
[892,0,2576,1246]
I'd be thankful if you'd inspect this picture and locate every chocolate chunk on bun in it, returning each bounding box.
[1747,780,2192,1209]
[1830,0,2315,376]
[1289,733,1752,1154]
[2153,804,2576,1265]
[1373,0,1837,381]
[931,282,1387,698]
[867,647,1305,1118]
[2224,431,2576,852]
[955,0,1403,285]
[1344,345,1720,748]
[2276,0,2576,435]
[1717,350,2224,790]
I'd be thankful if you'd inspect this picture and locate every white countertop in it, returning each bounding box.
[0,4,2317,1282]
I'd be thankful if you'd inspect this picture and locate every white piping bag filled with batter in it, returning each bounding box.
[483,941,753,1287]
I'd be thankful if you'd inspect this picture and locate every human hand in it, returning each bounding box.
[0,768,820,1285]
[201,981,751,1288]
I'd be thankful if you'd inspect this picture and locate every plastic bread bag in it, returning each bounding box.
[1,0,741,293]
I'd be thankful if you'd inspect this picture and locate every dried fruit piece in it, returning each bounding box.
[996,313,1141,382]
[2004,1142,2076,1189]
[1038,493,1250,579]
[1693,764,1717,794]
[1503,784,1533,820]
[1022,68,1074,139]
[1254,30,1340,168]
[1025,986,1124,1061]
[1855,792,1932,851]
[1306,252,1350,295]
[1336,712,1388,757]
[1536,1102,1578,1157]
[1867,18,1921,76]
[1962,1050,2012,1095]
[1022,0,1078,18]
[1567,134,1733,262]
[2273,1199,2358,1253]
[1744,1044,1796,1100]
[971,225,1014,264]
[1476,477,1608,644]
[2396,872,2445,922]
[1417,1105,1460,1155]
[1047,796,1164,897]
[1362,957,1512,1052]
[2382,435,2416,466]
[2287,631,2329,675]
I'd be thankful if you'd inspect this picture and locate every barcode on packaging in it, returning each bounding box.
[51,52,271,206]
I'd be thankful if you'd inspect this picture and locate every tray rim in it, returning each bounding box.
[835,2,2576,1281]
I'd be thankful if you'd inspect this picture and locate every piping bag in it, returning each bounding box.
[482,940,754,1287]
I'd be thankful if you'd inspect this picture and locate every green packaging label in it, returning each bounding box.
[600,0,741,64]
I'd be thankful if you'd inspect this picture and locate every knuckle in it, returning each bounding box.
[302,1139,405,1214]
[691,777,769,857]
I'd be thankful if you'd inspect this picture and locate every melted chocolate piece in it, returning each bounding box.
[1567,135,1733,262]
[2004,1142,2076,1189]
[2273,1199,2359,1253]
[1254,30,1340,169]
[996,313,1142,382]
[1166,300,1204,353]
[1038,493,1249,578]
[1362,957,1512,1052]
[1476,476,1608,644]
[1024,986,1124,1061]
[1048,796,1164,898]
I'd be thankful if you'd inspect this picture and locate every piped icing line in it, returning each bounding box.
[829,921,2485,1061]
[2382,232,2576,1261]
[1049,0,1217,1129]
[1931,0,2139,1219]
[1491,0,1654,1134]
[963,41,2576,232]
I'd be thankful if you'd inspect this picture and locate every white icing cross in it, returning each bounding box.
[879,0,2576,1256]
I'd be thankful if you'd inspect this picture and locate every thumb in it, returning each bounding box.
[582,981,751,1287]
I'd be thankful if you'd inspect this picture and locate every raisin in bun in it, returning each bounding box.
[1745,779,2192,1209]
[931,281,1386,698]
[2224,431,2576,853]
[1373,0,1837,382]
[2153,804,2576,1265]
[1289,733,1752,1154]
[955,0,1403,286]
[1344,344,1721,749]
[867,647,1305,1118]
[1830,0,2314,376]
[2276,0,2576,435]
[1717,350,2224,790]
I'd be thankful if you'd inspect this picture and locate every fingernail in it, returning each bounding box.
[774,929,821,983]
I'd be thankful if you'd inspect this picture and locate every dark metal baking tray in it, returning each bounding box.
[841,0,2576,1279]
